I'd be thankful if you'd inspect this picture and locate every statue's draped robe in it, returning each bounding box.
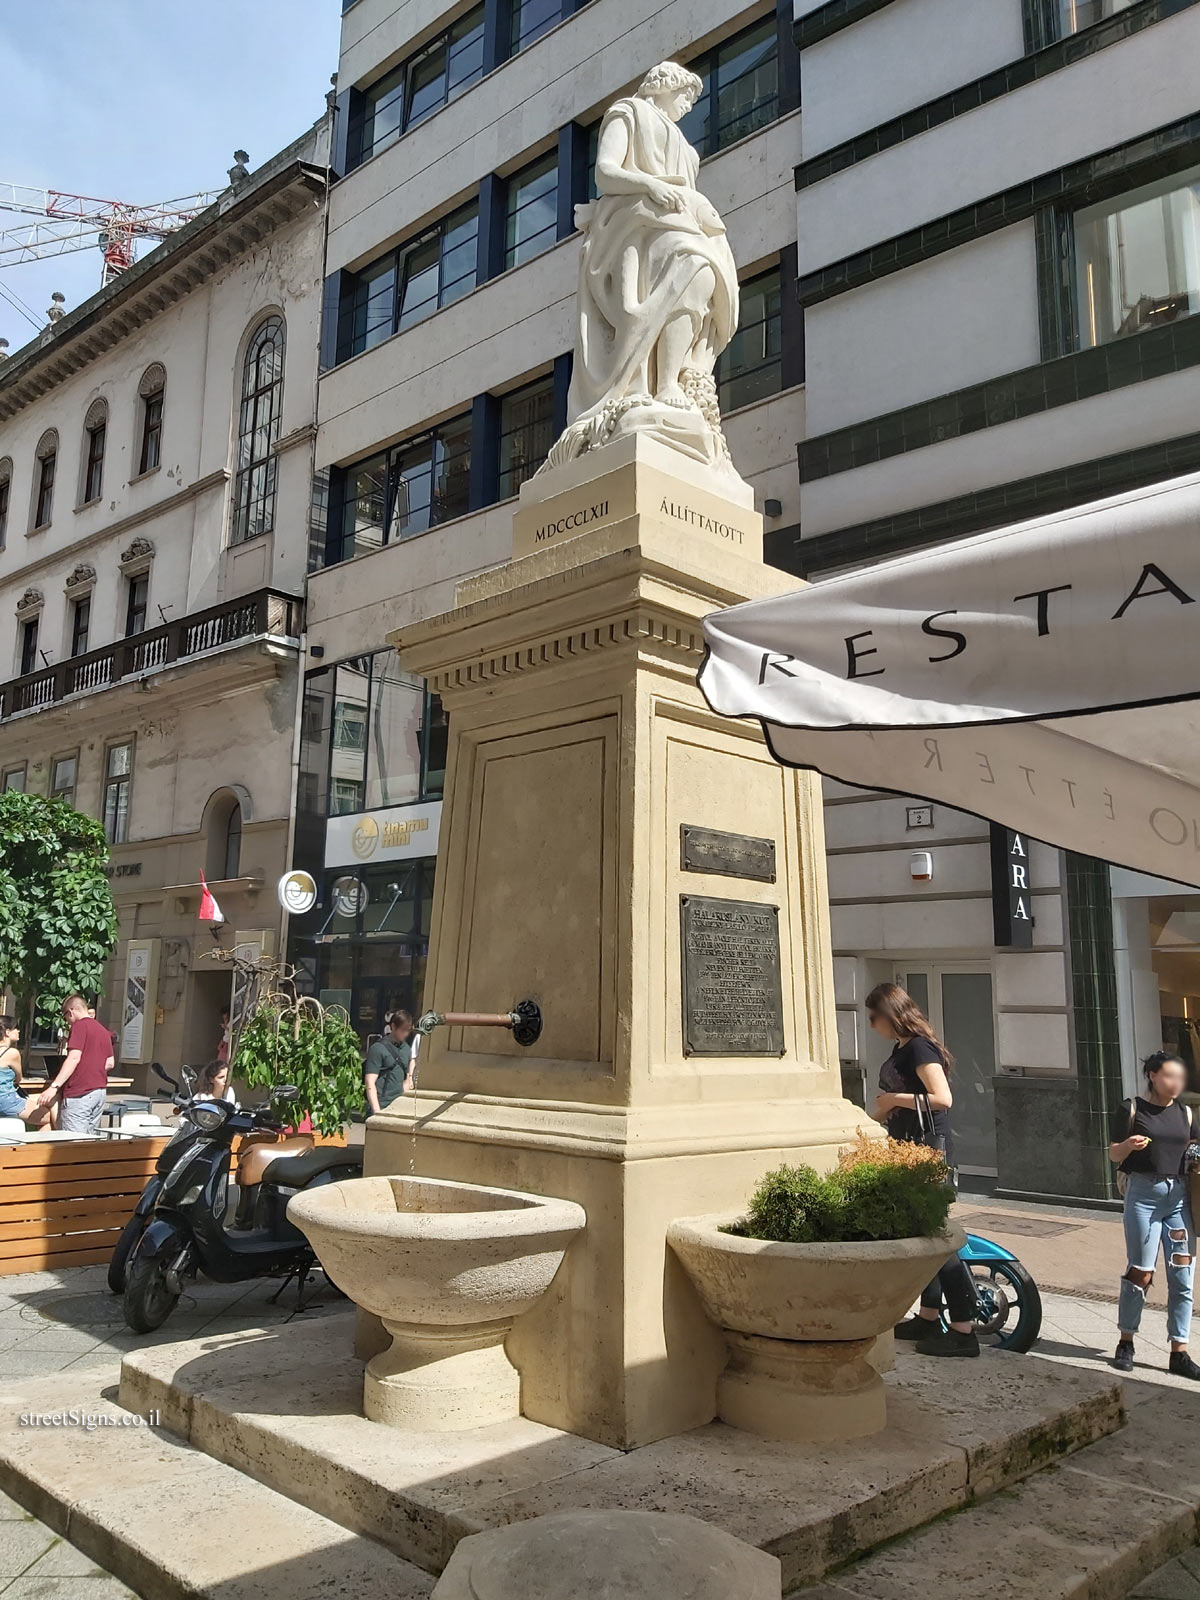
[567,96,740,446]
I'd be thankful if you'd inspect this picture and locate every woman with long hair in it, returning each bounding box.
[0,1016,52,1128]
[1109,1050,1199,1380]
[866,981,979,1357]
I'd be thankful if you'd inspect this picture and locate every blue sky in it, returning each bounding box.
[0,2,342,351]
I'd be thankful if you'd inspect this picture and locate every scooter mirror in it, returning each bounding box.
[151,1062,178,1091]
[273,1085,301,1103]
[181,1065,197,1089]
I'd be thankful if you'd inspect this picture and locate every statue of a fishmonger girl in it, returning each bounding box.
[542,61,747,484]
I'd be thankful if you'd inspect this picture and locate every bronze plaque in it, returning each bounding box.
[680,895,784,1056]
[680,824,776,883]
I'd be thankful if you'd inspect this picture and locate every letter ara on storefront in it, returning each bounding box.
[700,471,1200,886]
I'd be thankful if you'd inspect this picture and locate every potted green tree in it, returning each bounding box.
[213,951,363,1137]
[667,1136,965,1443]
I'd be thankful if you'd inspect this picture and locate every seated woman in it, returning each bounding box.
[0,1015,54,1128]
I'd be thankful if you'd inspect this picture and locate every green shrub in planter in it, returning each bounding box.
[730,1139,953,1244]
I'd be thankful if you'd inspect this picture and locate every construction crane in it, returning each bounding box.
[0,183,224,287]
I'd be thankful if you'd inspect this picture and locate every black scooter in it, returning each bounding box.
[122,1078,363,1333]
[107,1064,204,1294]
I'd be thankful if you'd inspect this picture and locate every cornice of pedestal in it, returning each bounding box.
[368,1092,867,1164]
[392,519,790,702]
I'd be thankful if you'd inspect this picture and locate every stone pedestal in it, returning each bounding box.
[373,439,866,1451]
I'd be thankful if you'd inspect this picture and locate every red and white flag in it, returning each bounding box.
[198,871,224,924]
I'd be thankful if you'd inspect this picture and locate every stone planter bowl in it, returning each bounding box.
[668,1214,965,1443]
[288,1175,585,1431]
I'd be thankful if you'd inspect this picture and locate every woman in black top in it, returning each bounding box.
[1108,1050,1199,1380]
[867,982,979,1358]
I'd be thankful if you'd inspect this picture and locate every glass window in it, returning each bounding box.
[353,6,485,166]
[0,470,9,549]
[681,16,779,159]
[716,266,782,411]
[365,659,425,810]
[83,422,105,504]
[34,451,55,529]
[1074,166,1200,350]
[505,153,559,270]
[19,617,38,676]
[125,573,149,638]
[333,699,369,751]
[350,256,398,355]
[358,65,406,163]
[104,742,132,844]
[1058,0,1136,34]
[511,0,561,55]
[70,597,91,659]
[421,692,448,797]
[232,316,285,544]
[223,802,242,880]
[335,415,470,565]
[343,203,478,361]
[50,755,76,806]
[139,391,163,474]
[498,375,555,499]
[341,452,389,561]
[3,767,25,793]
[332,776,366,814]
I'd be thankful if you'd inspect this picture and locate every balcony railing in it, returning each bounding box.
[2,588,302,721]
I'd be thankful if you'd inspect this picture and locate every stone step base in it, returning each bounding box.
[0,1372,433,1600]
[793,1381,1200,1600]
[114,1307,1121,1591]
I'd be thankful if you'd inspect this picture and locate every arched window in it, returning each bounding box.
[137,364,166,475]
[0,458,11,550]
[30,430,58,531]
[205,788,248,882]
[232,316,285,545]
[80,398,108,505]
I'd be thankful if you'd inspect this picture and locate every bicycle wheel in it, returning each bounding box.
[968,1258,1042,1353]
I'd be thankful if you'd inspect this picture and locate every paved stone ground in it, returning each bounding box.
[0,1264,345,1597]
[0,1200,1191,1597]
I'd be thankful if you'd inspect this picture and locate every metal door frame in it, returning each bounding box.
[894,960,999,1178]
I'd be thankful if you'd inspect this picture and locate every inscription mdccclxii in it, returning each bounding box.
[680,895,784,1057]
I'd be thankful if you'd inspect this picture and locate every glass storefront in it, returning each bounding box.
[288,649,445,1044]
[1112,870,1200,1094]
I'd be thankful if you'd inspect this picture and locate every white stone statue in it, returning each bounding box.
[543,61,745,485]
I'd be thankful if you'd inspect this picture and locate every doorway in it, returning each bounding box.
[895,965,998,1177]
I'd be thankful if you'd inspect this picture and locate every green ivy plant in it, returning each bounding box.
[0,791,118,1038]
[214,951,363,1136]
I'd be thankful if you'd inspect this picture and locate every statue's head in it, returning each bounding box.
[636,61,703,122]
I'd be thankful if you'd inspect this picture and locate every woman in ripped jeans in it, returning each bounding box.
[1109,1050,1199,1380]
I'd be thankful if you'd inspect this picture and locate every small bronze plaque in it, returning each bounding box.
[680,825,776,882]
[681,895,784,1056]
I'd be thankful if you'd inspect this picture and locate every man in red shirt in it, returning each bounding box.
[38,995,113,1135]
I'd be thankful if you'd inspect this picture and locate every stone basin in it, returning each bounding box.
[288,1174,585,1431]
[668,1215,965,1443]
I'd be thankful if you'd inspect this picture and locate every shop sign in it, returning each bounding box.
[277,870,318,915]
[990,824,1034,949]
[325,800,441,868]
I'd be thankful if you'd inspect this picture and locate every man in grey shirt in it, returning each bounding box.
[363,1010,414,1115]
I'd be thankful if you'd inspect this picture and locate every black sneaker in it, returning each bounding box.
[1112,1341,1134,1372]
[894,1316,940,1342]
[1169,1350,1200,1381]
[915,1327,980,1358]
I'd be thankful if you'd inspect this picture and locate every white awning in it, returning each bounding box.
[700,473,1200,887]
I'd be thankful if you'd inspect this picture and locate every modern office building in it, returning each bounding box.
[0,124,329,1083]
[785,0,1200,1200]
[289,0,806,1033]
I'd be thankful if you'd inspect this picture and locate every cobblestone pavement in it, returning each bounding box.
[0,1212,1191,1597]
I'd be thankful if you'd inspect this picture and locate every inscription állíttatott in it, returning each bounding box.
[681,895,784,1056]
